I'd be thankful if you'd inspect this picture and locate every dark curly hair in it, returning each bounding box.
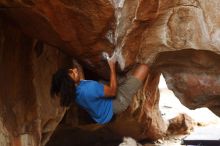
[50,65,77,107]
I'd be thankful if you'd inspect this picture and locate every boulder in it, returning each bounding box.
[167,113,195,135]
[1,0,220,145]
[0,20,69,145]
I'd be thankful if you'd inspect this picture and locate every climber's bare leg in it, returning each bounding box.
[132,64,149,82]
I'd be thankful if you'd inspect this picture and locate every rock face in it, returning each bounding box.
[0,20,69,145]
[167,113,195,135]
[154,50,220,116]
[1,0,220,145]
[0,0,114,79]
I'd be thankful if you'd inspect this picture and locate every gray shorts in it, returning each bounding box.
[112,76,142,113]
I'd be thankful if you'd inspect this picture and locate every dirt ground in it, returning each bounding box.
[46,126,188,146]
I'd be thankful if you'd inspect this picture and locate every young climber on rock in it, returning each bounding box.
[50,52,149,124]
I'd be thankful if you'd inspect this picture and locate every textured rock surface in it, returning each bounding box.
[167,113,195,135]
[1,0,220,145]
[0,0,114,79]
[154,50,220,116]
[0,20,69,145]
[114,0,220,119]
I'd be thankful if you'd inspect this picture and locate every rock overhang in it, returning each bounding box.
[1,0,220,145]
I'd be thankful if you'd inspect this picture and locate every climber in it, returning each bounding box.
[50,52,149,124]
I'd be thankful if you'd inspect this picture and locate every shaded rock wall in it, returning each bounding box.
[0,0,114,79]
[0,19,69,145]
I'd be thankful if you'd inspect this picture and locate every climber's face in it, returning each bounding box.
[68,68,80,84]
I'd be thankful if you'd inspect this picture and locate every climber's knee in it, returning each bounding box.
[132,64,149,82]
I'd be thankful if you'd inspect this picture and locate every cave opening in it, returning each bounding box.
[153,48,220,145]
[159,74,220,125]
[159,74,220,145]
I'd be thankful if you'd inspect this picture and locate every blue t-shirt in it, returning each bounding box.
[75,80,113,124]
